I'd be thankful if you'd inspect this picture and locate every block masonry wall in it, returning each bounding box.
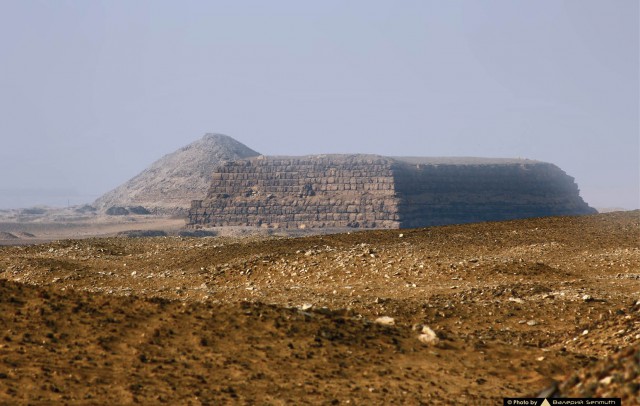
[189,155,401,229]
[188,155,595,229]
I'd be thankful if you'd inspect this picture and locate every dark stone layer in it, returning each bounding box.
[392,158,595,228]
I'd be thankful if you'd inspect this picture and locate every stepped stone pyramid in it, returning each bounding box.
[188,154,595,229]
[94,134,259,215]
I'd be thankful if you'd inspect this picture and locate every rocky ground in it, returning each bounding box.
[0,211,638,404]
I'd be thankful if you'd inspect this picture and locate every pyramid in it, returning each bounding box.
[94,133,260,215]
[189,154,595,229]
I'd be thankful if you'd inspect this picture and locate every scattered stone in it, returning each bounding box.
[417,326,440,346]
[127,206,152,215]
[178,230,217,237]
[508,297,525,304]
[374,316,395,326]
[106,206,129,216]
[117,230,167,238]
[526,320,537,326]
[582,294,594,302]
[74,204,97,214]
[599,376,613,385]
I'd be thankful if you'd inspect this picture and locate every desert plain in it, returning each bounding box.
[0,210,638,404]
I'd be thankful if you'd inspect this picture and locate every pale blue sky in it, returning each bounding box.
[0,1,638,209]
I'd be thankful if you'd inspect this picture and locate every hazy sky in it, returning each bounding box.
[0,1,638,210]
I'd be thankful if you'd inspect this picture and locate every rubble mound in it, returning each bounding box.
[116,230,168,238]
[94,134,259,215]
[105,206,129,216]
[105,206,153,216]
[177,229,218,237]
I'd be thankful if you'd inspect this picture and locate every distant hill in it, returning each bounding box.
[94,134,259,215]
[594,207,632,213]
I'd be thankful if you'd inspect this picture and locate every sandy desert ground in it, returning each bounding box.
[0,207,186,246]
[0,211,638,404]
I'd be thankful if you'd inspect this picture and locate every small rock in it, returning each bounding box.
[398,233,404,238]
[375,316,395,326]
[582,294,593,302]
[599,376,613,385]
[301,303,313,311]
[130,271,137,277]
[417,326,440,346]
[526,320,537,326]
[508,297,525,304]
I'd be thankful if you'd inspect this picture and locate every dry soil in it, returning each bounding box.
[0,211,638,404]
